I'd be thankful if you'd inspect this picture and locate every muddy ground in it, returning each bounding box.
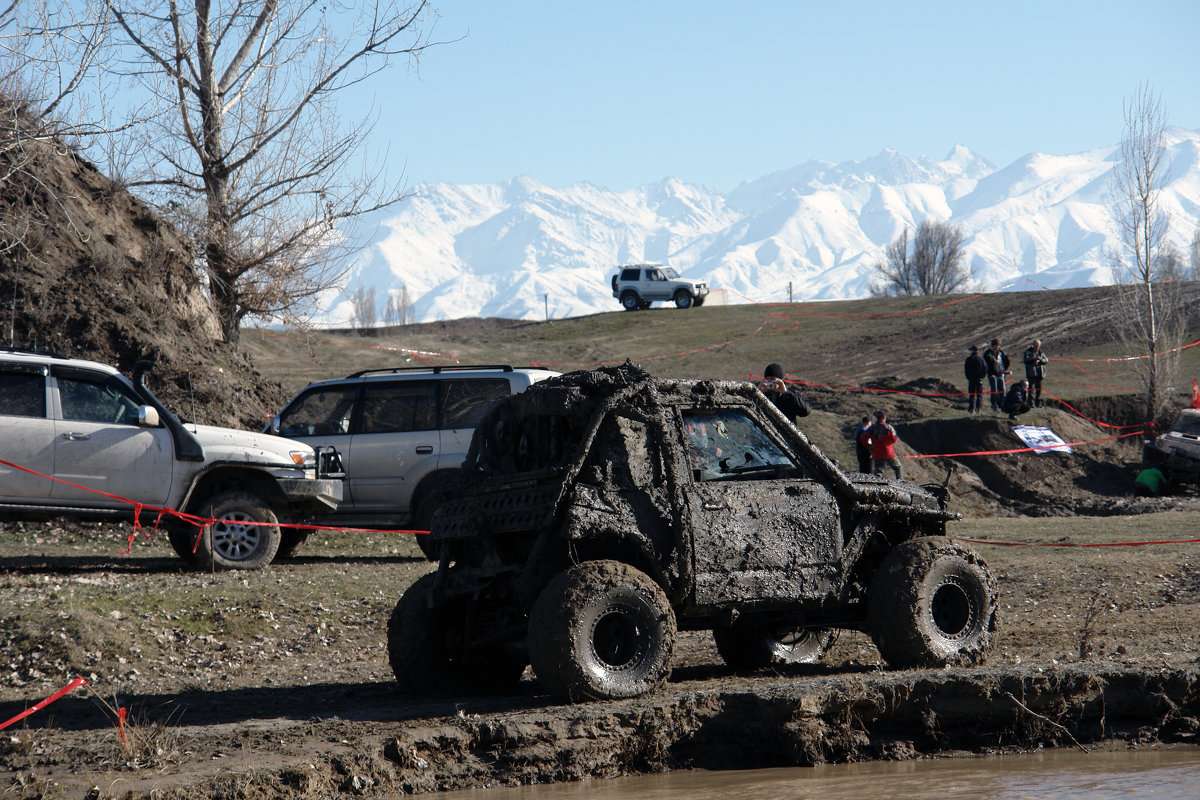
[2,507,1199,799]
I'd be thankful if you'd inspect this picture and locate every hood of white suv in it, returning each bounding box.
[187,423,314,467]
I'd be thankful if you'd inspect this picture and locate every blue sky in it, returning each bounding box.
[354,0,1200,192]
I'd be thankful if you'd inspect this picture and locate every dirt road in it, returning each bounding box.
[3,510,1199,799]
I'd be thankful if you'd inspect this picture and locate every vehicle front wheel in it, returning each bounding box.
[190,491,282,571]
[868,536,997,668]
[673,290,693,309]
[528,560,675,702]
[621,291,642,311]
[693,296,705,307]
[712,620,834,670]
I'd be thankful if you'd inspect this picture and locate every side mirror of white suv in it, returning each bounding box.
[138,405,160,427]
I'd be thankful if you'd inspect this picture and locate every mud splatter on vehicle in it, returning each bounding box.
[389,362,999,702]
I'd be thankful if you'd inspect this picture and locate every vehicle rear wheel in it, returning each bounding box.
[621,291,642,311]
[712,620,834,670]
[165,524,199,563]
[673,290,693,309]
[190,491,282,571]
[868,536,997,668]
[528,560,675,702]
[388,573,526,695]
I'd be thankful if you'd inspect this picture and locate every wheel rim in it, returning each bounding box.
[622,294,638,310]
[769,628,827,662]
[209,512,262,561]
[930,578,974,640]
[590,605,645,671]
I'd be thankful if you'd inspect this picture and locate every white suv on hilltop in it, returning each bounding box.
[611,263,709,310]
[268,364,558,539]
[0,349,343,570]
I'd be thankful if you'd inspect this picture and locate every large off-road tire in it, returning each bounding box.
[275,529,310,559]
[388,573,526,696]
[528,560,676,702]
[712,620,834,671]
[673,289,693,309]
[620,291,642,311]
[868,536,997,669]
[190,491,282,571]
[411,471,459,561]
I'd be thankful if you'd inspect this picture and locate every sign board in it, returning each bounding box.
[1012,425,1072,454]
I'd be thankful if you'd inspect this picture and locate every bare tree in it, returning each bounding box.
[1190,228,1200,281]
[1108,82,1186,424]
[58,0,442,345]
[874,220,969,296]
[382,284,413,327]
[351,285,376,331]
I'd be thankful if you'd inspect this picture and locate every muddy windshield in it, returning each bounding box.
[1168,413,1200,437]
[683,408,803,482]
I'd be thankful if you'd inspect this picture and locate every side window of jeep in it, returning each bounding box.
[360,381,436,433]
[441,379,510,429]
[0,368,46,418]
[57,373,142,425]
[682,408,802,482]
[620,268,640,282]
[279,385,359,436]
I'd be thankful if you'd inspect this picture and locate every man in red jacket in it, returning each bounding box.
[859,410,902,479]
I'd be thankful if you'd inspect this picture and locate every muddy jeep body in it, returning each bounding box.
[390,364,997,701]
[1143,409,1200,487]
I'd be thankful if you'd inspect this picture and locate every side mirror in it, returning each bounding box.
[269,415,281,435]
[139,405,161,427]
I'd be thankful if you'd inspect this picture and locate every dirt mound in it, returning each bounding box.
[897,408,1147,516]
[0,98,286,427]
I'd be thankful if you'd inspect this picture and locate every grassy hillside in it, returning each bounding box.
[244,283,1200,412]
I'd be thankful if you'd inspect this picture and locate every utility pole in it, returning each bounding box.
[788,281,793,304]
[544,294,549,321]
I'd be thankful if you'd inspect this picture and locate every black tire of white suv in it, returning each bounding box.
[673,290,693,308]
[620,291,642,311]
[191,491,282,571]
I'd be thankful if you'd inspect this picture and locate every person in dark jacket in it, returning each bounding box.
[758,363,811,424]
[852,415,872,472]
[859,410,901,478]
[983,338,1011,411]
[964,345,988,413]
[1003,379,1033,420]
[1023,339,1049,407]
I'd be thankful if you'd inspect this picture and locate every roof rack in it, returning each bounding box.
[1,346,72,360]
[345,364,516,378]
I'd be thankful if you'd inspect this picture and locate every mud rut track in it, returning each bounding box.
[3,513,1200,800]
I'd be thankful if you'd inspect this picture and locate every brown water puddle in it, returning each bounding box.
[442,746,1200,799]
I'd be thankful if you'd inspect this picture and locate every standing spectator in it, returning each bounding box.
[859,410,902,479]
[983,338,1011,412]
[1003,379,1033,421]
[964,345,988,414]
[1023,339,1049,407]
[758,363,811,424]
[852,416,872,473]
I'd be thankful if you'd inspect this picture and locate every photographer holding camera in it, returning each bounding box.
[758,363,811,425]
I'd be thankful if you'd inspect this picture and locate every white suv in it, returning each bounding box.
[610,263,709,310]
[268,365,558,534]
[0,349,343,570]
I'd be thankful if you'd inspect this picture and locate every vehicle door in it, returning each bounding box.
[0,361,55,500]
[680,407,842,608]
[643,267,671,300]
[349,379,438,514]
[48,367,175,508]
[438,377,511,469]
[275,383,360,504]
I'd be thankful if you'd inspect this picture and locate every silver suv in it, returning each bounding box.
[0,349,343,570]
[1143,408,1200,488]
[611,263,709,310]
[268,365,558,533]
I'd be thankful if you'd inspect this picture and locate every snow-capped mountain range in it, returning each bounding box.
[320,127,1200,324]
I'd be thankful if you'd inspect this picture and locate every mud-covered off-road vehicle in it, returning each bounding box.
[1143,408,1200,489]
[389,363,998,702]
